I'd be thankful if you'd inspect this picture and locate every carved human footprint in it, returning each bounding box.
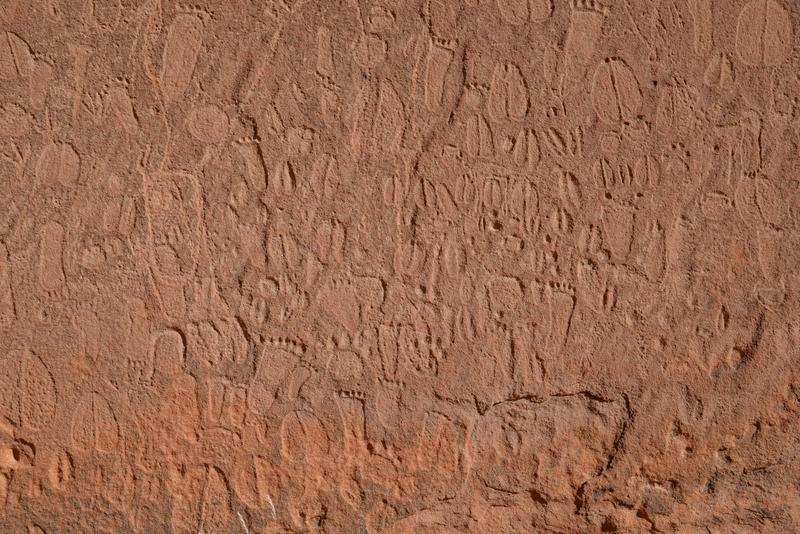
[374,377,405,434]
[561,0,609,90]
[103,77,139,134]
[280,409,332,472]
[314,274,383,334]
[473,395,625,499]
[486,275,525,321]
[142,171,203,320]
[637,219,667,282]
[314,218,345,264]
[487,62,529,122]
[37,221,66,296]
[159,12,206,105]
[144,328,185,384]
[108,298,152,384]
[529,279,576,357]
[422,38,457,113]
[247,337,305,416]
[186,104,229,145]
[496,0,554,25]
[575,223,604,259]
[600,201,636,263]
[334,388,371,470]
[318,338,376,463]
[186,316,247,370]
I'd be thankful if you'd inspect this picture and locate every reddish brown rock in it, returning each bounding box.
[1,0,799,532]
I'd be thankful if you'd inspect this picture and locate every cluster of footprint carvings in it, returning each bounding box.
[0,0,800,532]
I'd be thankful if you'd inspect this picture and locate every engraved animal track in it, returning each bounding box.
[0,31,33,80]
[70,392,120,454]
[504,127,540,169]
[236,137,267,192]
[103,77,139,134]
[735,0,792,67]
[169,464,233,534]
[307,152,339,200]
[186,104,229,144]
[591,58,643,125]
[4,2,800,531]
[703,52,735,90]
[35,142,80,188]
[557,168,583,212]
[46,449,73,491]
[0,242,15,327]
[540,126,584,160]
[233,454,284,512]
[0,103,31,137]
[350,79,406,159]
[314,218,345,264]
[0,349,56,431]
[465,110,494,159]
[688,0,713,56]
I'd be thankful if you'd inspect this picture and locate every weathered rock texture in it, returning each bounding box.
[1,0,799,532]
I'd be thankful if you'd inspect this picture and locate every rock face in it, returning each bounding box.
[1,0,800,532]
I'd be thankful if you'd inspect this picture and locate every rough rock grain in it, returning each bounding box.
[1,0,800,532]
